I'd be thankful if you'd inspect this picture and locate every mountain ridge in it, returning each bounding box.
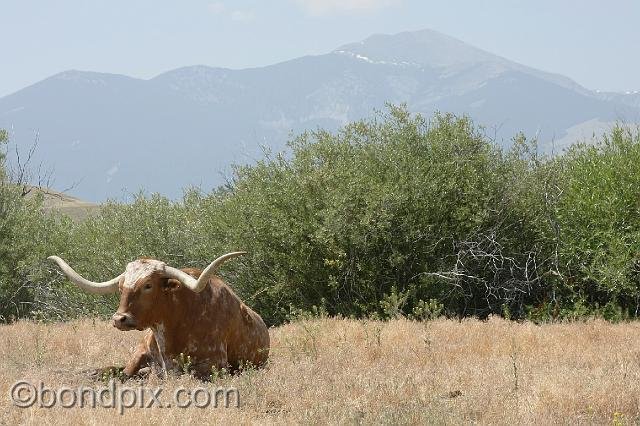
[1,28,637,202]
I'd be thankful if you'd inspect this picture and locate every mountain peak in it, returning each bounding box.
[334,28,502,69]
[45,70,142,90]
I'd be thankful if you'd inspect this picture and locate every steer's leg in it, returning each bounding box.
[86,335,152,381]
[122,333,155,377]
[123,342,152,377]
[88,336,153,381]
[196,343,230,380]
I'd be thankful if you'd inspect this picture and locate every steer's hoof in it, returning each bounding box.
[137,367,151,378]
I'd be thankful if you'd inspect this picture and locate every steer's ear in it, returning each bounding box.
[163,278,181,292]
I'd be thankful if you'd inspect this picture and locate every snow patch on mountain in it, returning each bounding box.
[333,50,420,67]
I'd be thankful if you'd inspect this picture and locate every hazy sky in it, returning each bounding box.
[1,0,638,97]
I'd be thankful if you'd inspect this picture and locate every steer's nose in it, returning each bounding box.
[112,312,136,330]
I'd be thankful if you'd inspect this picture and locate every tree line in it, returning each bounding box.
[2,106,640,324]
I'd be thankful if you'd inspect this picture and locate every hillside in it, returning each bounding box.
[25,186,99,221]
[1,29,638,201]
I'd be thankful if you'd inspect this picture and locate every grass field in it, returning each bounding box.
[1,316,639,425]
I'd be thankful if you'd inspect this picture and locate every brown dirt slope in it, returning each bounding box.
[26,186,99,221]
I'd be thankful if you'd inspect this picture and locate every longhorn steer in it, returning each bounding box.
[48,252,269,379]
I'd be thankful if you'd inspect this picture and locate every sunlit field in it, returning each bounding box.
[1,317,639,424]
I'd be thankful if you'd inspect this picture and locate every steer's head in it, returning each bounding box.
[112,259,179,331]
[47,252,246,331]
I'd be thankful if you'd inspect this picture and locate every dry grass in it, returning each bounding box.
[1,316,640,425]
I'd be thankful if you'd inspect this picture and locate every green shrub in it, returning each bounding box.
[552,125,640,314]
[3,115,640,325]
[201,107,551,323]
[0,131,71,321]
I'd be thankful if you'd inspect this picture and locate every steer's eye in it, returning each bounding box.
[143,283,152,291]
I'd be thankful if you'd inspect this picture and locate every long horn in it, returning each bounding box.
[164,251,246,293]
[47,256,122,295]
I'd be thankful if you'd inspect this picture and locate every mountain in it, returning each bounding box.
[1,29,638,201]
[596,90,640,108]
